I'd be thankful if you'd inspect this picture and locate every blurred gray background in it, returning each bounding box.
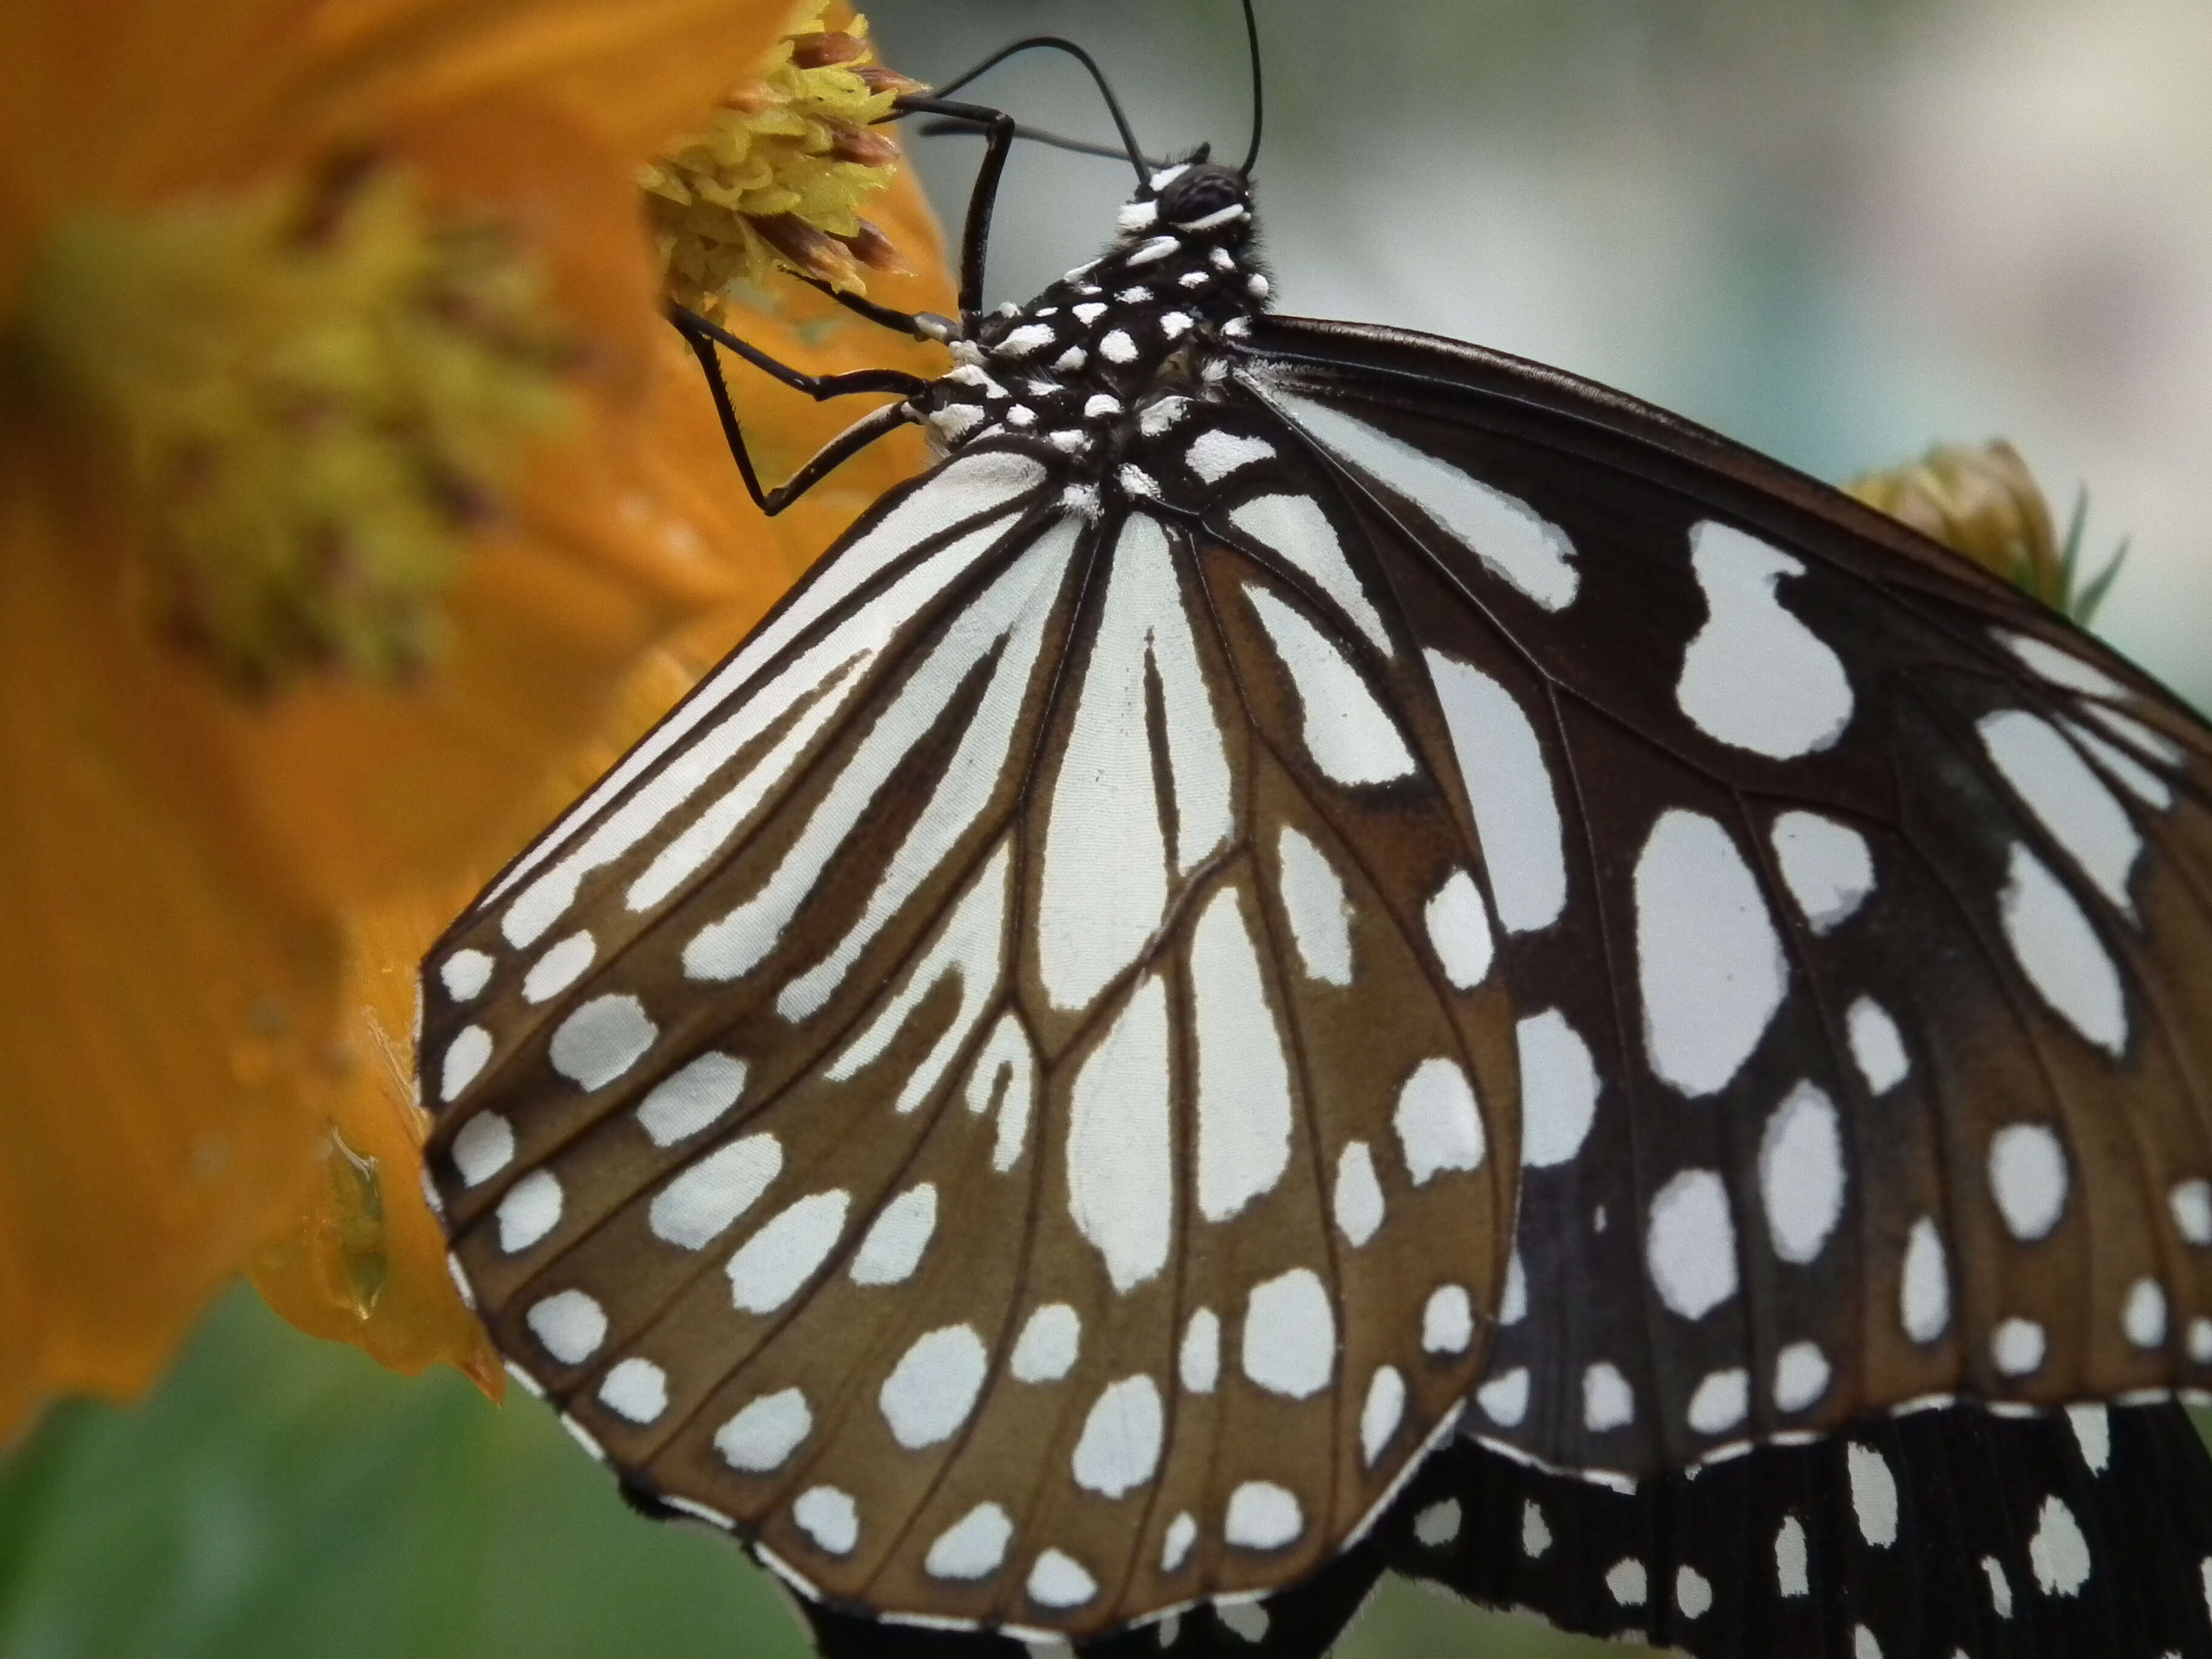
[876,0,2212,707]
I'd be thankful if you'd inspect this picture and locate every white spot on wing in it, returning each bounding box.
[1393,1058,1486,1184]
[521,931,595,1004]
[1027,1548,1098,1607]
[1011,1303,1082,1384]
[636,1053,748,1145]
[1517,1008,1599,1168]
[879,1323,989,1449]
[598,1358,668,1423]
[1180,1308,1221,1394]
[1071,1374,1164,1496]
[549,994,655,1091]
[1988,1122,2069,1239]
[440,950,494,1001]
[1424,651,1566,933]
[850,1182,938,1285]
[1675,522,1853,758]
[1646,1167,1739,1319]
[1191,886,1295,1223]
[1900,1215,1951,1342]
[2171,1180,2212,1245]
[1994,1316,2046,1375]
[1635,808,1787,1098]
[1261,387,1579,610]
[1759,1081,1846,1264]
[649,1133,782,1249]
[451,1112,513,1186]
[1687,1367,1749,1434]
[1424,870,1494,988]
[964,1012,1036,1173]
[1333,1141,1385,1245]
[2063,717,2173,808]
[1847,997,1909,1094]
[1774,1341,1830,1412]
[2068,1403,2111,1472]
[1770,811,1874,933]
[1242,585,1416,785]
[927,1503,1013,1580]
[1039,517,1228,1010]
[2028,1495,2091,1595]
[726,1190,848,1313]
[1980,709,2141,915]
[1275,826,1353,984]
[1848,1443,1899,1546]
[716,1380,814,1477]
[1225,1482,1303,1549]
[526,1289,605,1364]
[1583,1361,1634,1431]
[1476,1366,1530,1427]
[1361,1365,1406,1463]
[1067,975,1175,1292]
[441,1027,492,1101]
[793,1486,858,1555]
[1242,1267,1335,1398]
[1188,430,1275,483]
[1605,1559,1648,1607]
[1423,1284,1474,1354]
[498,1170,562,1252]
[1775,1516,1810,1596]
[1161,1512,1198,1574]
[1226,494,1392,655]
[1994,629,2128,700]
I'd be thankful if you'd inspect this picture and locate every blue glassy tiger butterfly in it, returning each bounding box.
[417,9,2212,1656]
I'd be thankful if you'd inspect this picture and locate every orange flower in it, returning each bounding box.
[0,0,951,1436]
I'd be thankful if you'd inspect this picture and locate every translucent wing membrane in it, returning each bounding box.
[420,427,1520,1638]
[1236,315,2212,1486]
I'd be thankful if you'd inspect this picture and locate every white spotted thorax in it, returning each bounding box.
[910,160,1270,491]
[419,124,2212,1659]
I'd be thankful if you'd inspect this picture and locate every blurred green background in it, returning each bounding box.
[7,1,2210,1655]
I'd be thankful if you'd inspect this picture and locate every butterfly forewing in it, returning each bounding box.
[421,411,1520,1635]
[1233,316,2212,1481]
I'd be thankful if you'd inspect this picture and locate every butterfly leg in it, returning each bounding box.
[666,303,929,515]
[886,94,1017,318]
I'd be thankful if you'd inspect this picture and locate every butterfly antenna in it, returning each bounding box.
[928,36,1148,185]
[916,118,1167,171]
[1238,0,1264,176]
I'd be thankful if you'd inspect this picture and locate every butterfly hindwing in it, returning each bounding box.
[1386,1399,2212,1658]
[1235,315,2212,1483]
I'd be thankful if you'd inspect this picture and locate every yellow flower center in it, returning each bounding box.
[12,156,575,695]
[642,1,917,313]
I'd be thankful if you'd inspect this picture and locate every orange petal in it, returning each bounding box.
[295,0,795,161]
[0,443,341,1445]
[207,95,784,907]
[247,888,503,1395]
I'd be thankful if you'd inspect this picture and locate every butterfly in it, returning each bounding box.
[416,12,2212,1658]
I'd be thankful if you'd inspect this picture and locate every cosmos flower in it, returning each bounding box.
[0,0,950,1435]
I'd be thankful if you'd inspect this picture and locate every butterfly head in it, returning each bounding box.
[917,150,1271,473]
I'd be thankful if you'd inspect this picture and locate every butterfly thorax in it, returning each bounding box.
[911,160,1271,481]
